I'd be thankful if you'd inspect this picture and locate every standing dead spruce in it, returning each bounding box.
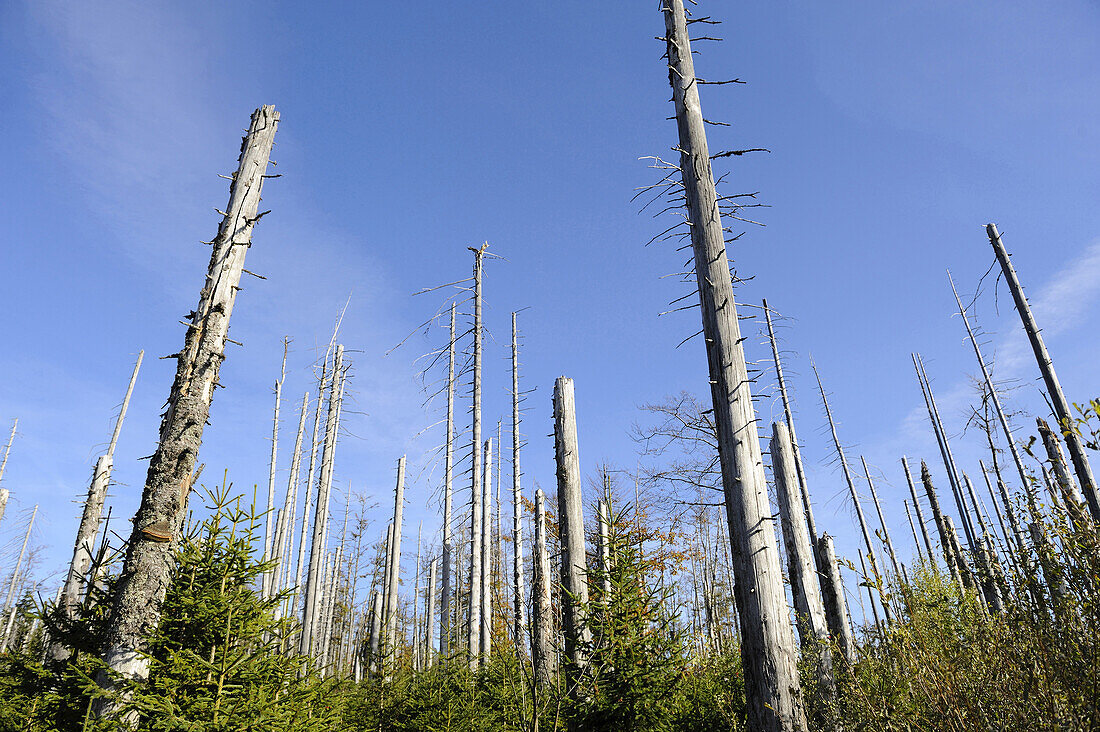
[94,105,279,723]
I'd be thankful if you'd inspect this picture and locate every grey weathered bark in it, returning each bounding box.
[293,354,331,620]
[861,456,901,580]
[902,458,936,563]
[946,277,1037,517]
[467,245,486,669]
[597,500,611,599]
[0,489,8,532]
[481,438,493,660]
[95,107,278,719]
[277,392,309,600]
[1037,418,1088,527]
[425,557,438,668]
[60,351,143,628]
[532,488,555,687]
[2,505,37,629]
[817,534,855,665]
[263,342,288,599]
[771,422,835,702]
[384,457,406,668]
[987,223,1099,519]
[553,377,591,683]
[369,589,383,673]
[302,345,345,655]
[412,522,422,671]
[813,361,889,622]
[914,354,978,552]
[441,302,456,659]
[944,516,977,594]
[510,312,528,656]
[903,501,924,562]
[763,301,818,549]
[920,462,963,585]
[962,473,993,542]
[662,3,805,727]
[983,460,1026,558]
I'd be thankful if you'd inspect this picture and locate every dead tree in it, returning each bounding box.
[2,504,37,628]
[0,419,17,516]
[302,345,345,656]
[275,392,309,603]
[987,223,1099,519]
[467,245,486,669]
[813,360,891,623]
[903,501,924,563]
[661,3,805,727]
[763,301,819,550]
[94,106,278,719]
[59,351,143,630]
[369,589,383,673]
[511,312,528,657]
[914,354,978,553]
[920,462,965,589]
[293,353,331,620]
[425,557,438,669]
[0,488,8,532]
[441,302,456,658]
[480,438,493,660]
[771,422,835,703]
[262,341,288,599]
[383,457,406,669]
[1037,418,1088,525]
[861,456,901,580]
[554,377,591,686]
[816,534,855,665]
[902,458,936,563]
[947,276,1037,517]
[532,488,555,688]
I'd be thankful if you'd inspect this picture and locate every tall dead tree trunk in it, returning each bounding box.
[920,462,964,587]
[813,360,891,623]
[0,419,17,496]
[369,590,383,674]
[0,504,36,653]
[987,223,1099,519]
[425,557,438,669]
[947,276,1037,518]
[903,501,924,563]
[532,488,555,688]
[661,4,805,727]
[60,352,143,624]
[263,341,288,599]
[467,245,486,669]
[914,354,978,553]
[293,354,331,620]
[902,458,936,563]
[861,456,901,580]
[0,489,8,532]
[302,345,345,656]
[1037,418,1088,526]
[510,312,528,657]
[441,302,456,659]
[771,422,835,703]
[384,457,406,669]
[95,107,278,719]
[481,438,493,660]
[816,534,855,665]
[412,523,422,672]
[276,392,309,601]
[763,301,819,549]
[553,377,592,690]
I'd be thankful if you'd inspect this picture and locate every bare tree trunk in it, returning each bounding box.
[263,342,288,599]
[425,557,438,669]
[302,345,345,656]
[813,361,891,623]
[2,505,37,634]
[816,534,855,665]
[369,589,383,674]
[914,354,978,552]
[861,456,901,580]
[661,4,805,727]
[982,460,1027,559]
[384,457,406,670]
[763,301,819,549]
[59,351,143,634]
[277,392,309,602]
[441,303,456,659]
[95,107,278,720]
[946,277,1037,518]
[510,312,528,657]
[0,419,17,498]
[412,524,422,672]
[467,245,485,669]
[553,377,591,688]
[987,223,1099,519]
[920,462,964,587]
[902,458,936,563]
[293,354,331,620]
[903,501,924,563]
[481,438,493,661]
[532,488,555,688]
[597,500,611,599]
[1037,418,1089,528]
[771,422,835,704]
[0,489,8,532]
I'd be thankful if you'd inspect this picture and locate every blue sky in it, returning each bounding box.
[1,1,1099,626]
